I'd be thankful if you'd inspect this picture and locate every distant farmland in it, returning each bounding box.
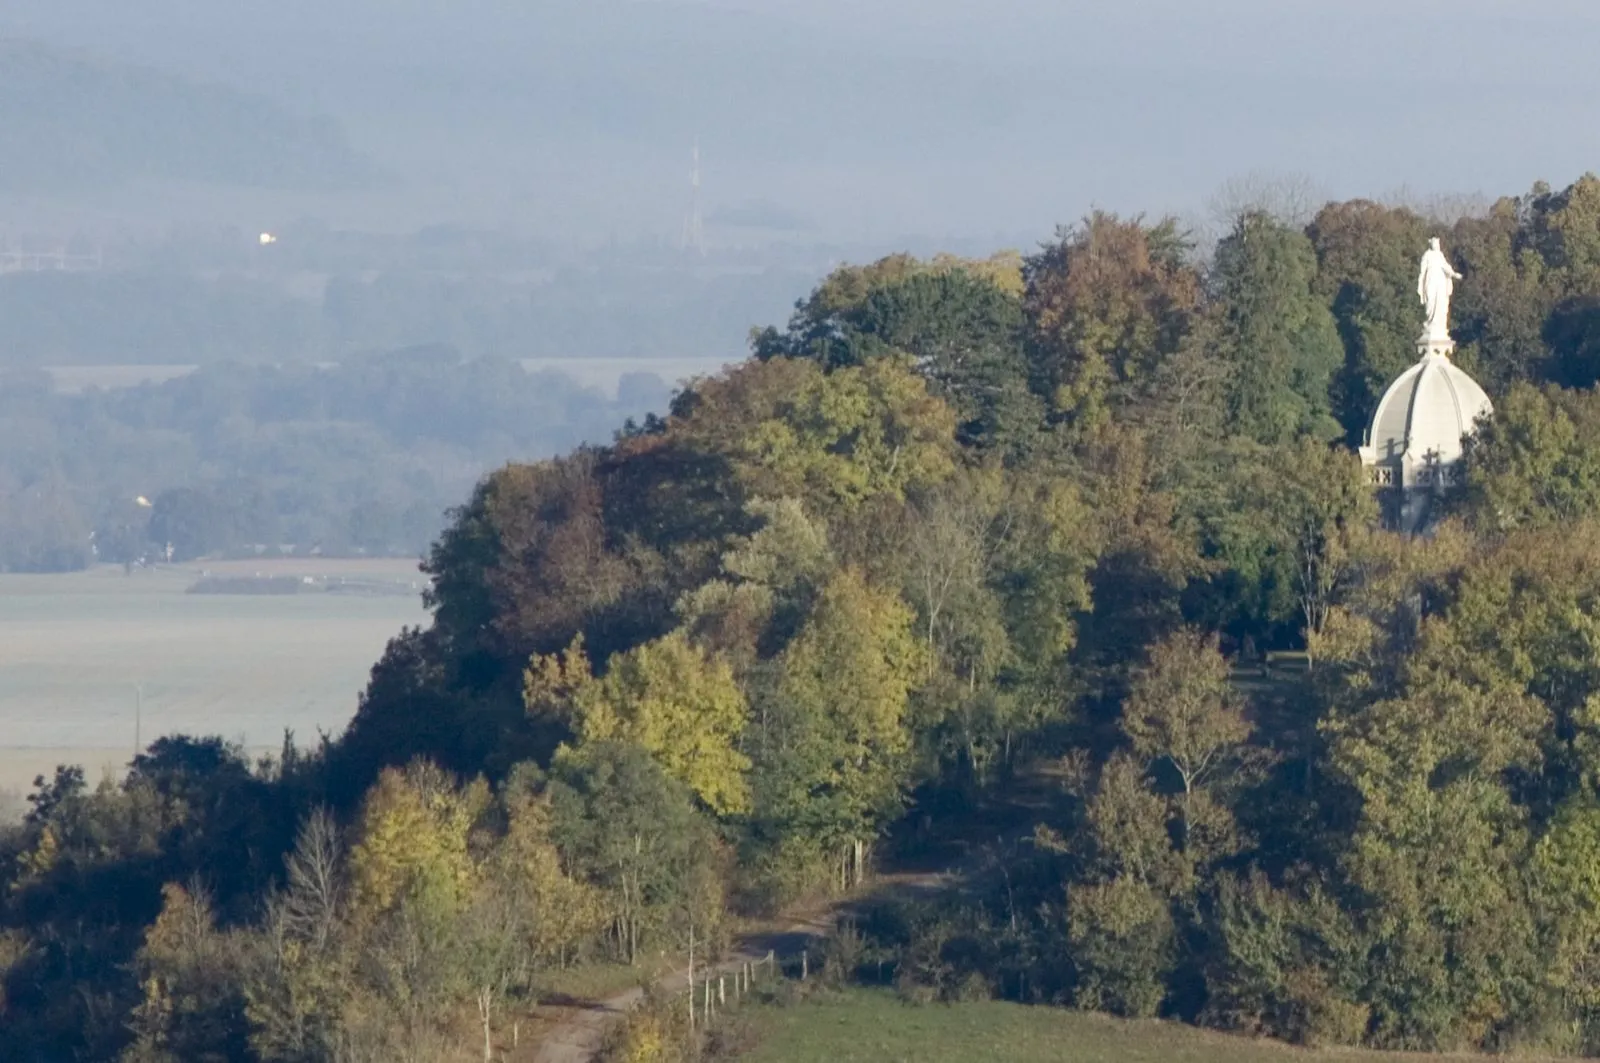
[0,561,427,799]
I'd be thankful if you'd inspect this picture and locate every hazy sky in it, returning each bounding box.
[3,0,1598,243]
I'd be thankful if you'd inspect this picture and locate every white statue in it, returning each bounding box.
[1417,237,1462,346]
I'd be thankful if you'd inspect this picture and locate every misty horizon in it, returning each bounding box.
[1,1,1596,246]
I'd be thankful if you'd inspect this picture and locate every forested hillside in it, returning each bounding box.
[14,177,1600,1060]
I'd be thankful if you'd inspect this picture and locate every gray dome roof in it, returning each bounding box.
[1362,351,1492,465]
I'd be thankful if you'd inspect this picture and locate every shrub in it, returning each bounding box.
[602,992,691,1063]
[1201,872,1368,1046]
[954,970,993,1003]
[1067,877,1174,1019]
[736,835,838,916]
[1283,966,1370,1047]
[821,920,867,987]
[893,969,939,1007]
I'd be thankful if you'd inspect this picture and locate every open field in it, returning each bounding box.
[730,990,1503,1063]
[0,561,427,796]
[190,556,427,580]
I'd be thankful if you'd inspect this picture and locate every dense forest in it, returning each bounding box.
[15,176,1600,1061]
[0,348,670,571]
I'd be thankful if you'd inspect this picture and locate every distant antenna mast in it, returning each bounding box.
[681,138,706,256]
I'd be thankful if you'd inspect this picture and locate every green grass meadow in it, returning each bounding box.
[730,989,1495,1063]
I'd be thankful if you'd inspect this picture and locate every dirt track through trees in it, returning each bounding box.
[521,772,1057,1063]
[525,873,952,1063]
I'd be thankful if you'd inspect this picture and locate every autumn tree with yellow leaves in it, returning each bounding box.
[348,762,488,921]
[529,632,752,815]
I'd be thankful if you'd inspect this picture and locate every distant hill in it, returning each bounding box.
[0,4,1012,197]
[9,1,1594,240]
[0,39,374,193]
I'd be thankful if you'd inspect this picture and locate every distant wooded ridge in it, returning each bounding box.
[0,259,814,366]
[0,348,674,572]
[0,40,373,193]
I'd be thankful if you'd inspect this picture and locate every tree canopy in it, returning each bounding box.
[21,175,1600,1060]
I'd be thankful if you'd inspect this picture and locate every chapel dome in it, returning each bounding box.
[1361,351,1492,466]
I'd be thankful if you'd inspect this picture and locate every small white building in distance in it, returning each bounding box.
[1358,238,1492,534]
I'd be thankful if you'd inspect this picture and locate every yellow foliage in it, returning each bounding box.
[616,1015,668,1063]
[675,355,956,514]
[15,825,59,883]
[348,762,488,918]
[141,882,217,967]
[524,636,595,722]
[573,631,751,815]
[781,569,927,759]
[810,251,1024,312]
[609,1002,689,1063]
[931,250,1025,298]
[491,796,608,964]
[770,569,928,843]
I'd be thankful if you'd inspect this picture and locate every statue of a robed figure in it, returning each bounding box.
[1417,237,1462,348]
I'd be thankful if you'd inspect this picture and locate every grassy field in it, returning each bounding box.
[0,561,427,797]
[730,989,1491,1063]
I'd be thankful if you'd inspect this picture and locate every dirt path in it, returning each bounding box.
[522,770,1057,1063]
[524,871,954,1063]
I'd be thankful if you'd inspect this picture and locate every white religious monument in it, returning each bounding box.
[1357,237,1493,533]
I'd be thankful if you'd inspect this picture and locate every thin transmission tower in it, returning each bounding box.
[681,138,705,256]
